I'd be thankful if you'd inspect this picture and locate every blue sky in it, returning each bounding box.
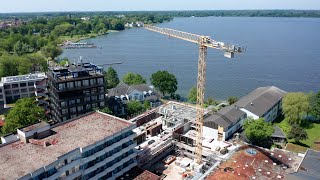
[0,0,319,13]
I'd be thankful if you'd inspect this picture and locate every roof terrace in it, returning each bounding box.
[48,62,103,81]
[0,111,133,179]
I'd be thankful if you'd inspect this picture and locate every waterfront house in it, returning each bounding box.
[107,83,161,115]
[204,86,286,141]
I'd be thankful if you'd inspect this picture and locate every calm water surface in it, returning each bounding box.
[61,17,320,100]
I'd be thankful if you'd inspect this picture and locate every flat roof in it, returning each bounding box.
[0,73,46,84]
[286,149,320,180]
[0,112,132,179]
[20,121,49,132]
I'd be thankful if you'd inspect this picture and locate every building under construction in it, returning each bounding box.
[131,101,239,179]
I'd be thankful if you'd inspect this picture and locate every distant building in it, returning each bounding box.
[47,63,106,123]
[0,111,137,180]
[0,73,47,108]
[135,21,144,27]
[204,86,286,141]
[80,17,90,21]
[107,83,161,115]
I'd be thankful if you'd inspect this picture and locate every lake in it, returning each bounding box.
[61,17,320,100]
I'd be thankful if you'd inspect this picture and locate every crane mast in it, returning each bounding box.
[145,25,244,164]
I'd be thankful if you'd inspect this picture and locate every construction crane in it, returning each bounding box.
[144,25,245,164]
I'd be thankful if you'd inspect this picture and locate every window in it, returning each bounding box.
[28,82,34,86]
[91,88,97,94]
[29,87,35,92]
[98,87,104,93]
[83,89,90,95]
[61,101,67,107]
[99,94,104,100]
[12,84,19,88]
[67,82,74,89]
[90,78,96,85]
[69,99,76,105]
[91,96,97,101]
[0,89,2,93]
[58,83,66,90]
[5,90,11,95]
[21,88,27,93]
[84,97,91,102]
[76,99,81,103]
[75,81,81,88]
[4,85,10,89]
[92,103,97,108]
[0,95,3,99]
[83,80,89,86]
[13,95,20,100]
[62,116,68,121]
[12,89,19,94]
[97,78,104,85]
[86,104,91,110]
[62,109,68,115]
[70,107,76,113]
[100,102,105,107]
[78,106,83,111]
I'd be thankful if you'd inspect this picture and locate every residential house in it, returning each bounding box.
[204,86,286,141]
[107,83,161,115]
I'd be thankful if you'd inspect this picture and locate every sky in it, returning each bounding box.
[0,0,319,13]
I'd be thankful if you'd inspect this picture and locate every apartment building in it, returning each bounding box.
[0,111,137,180]
[0,73,47,108]
[47,63,106,123]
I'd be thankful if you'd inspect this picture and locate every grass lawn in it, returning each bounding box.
[59,33,98,42]
[59,30,118,42]
[273,115,320,152]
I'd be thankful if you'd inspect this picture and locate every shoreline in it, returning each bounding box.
[59,30,120,43]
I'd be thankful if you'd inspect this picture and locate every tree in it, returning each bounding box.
[122,72,146,85]
[2,98,45,134]
[127,101,144,116]
[143,100,151,110]
[59,58,70,66]
[150,71,177,96]
[41,44,62,59]
[99,107,113,115]
[287,124,308,143]
[282,92,310,125]
[110,19,125,30]
[13,41,32,55]
[188,86,197,103]
[104,67,120,89]
[206,97,218,106]
[0,54,19,78]
[243,118,274,145]
[228,96,238,105]
[310,91,320,120]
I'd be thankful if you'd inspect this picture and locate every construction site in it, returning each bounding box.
[130,101,241,179]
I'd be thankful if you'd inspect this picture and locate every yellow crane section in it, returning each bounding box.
[145,25,245,164]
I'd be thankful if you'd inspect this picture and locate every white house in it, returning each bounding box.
[204,86,286,141]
